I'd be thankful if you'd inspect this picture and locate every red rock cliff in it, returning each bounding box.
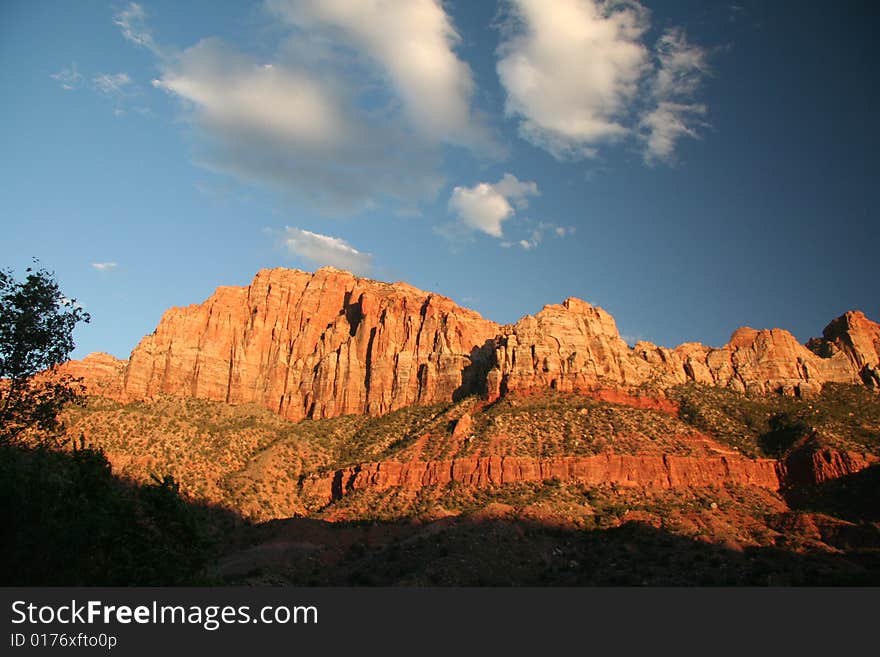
[489,298,877,398]
[120,267,498,421]
[300,454,783,507]
[66,268,880,419]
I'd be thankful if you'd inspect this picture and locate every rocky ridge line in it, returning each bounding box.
[64,267,880,421]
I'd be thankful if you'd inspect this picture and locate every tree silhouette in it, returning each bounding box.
[0,261,90,443]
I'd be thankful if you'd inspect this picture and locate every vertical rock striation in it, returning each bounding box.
[120,267,499,421]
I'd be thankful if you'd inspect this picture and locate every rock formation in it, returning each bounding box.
[300,454,783,507]
[489,298,874,398]
[780,444,877,487]
[486,298,657,399]
[118,267,497,421]
[65,267,880,421]
[808,311,880,386]
[60,352,126,397]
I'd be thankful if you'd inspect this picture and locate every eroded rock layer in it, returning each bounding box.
[300,454,783,507]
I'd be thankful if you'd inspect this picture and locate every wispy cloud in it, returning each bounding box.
[91,71,143,116]
[50,63,83,91]
[281,227,373,275]
[496,0,710,164]
[639,102,706,164]
[51,56,142,116]
[92,72,133,96]
[113,2,159,54]
[640,28,710,164]
[554,225,575,237]
[152,38,442,213]
[267,0,495,151]
[91,262,118,272]
[447,173,539,238]
[500,221,575,250]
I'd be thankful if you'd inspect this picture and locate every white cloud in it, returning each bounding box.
[50,64,83,91]
[91,262,118,272]
[493,173,539,208]
[555,225,575,237]
[640,28,709,164]
[92,72,133,96]
[114,0,449,214]
[496,1,711,164]
[448,173,539,238]
[155,42,350,150]
[282,227,373,275]
[640,101,706,164]
[497,0,650,159]
[90,71,142,116]
[501,221,574,249]
[113,2,159,53]
[450,185,514,238]
[266,0,492,149]
[651,28,708,99]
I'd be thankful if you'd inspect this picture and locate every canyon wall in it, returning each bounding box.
[118,267,498,421]
[488,298,875,399]
[65,267,880,421]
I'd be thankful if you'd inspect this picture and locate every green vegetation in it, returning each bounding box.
[0,262,89,443]
[60,395,454,519]
[0,264,224,585]
[671,382,880,458]
[469,392,709,457]
[14,384,880,585]
[54,382,880,527]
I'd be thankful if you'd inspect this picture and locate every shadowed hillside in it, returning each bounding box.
[58,383,879,521]
[6,381,865,586]
[4,436,878,586]
[0,441,239,585]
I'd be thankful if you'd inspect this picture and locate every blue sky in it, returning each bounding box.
[2,0,878,360]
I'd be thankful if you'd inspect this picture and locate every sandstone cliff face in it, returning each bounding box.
[300,454,783,507]
[808,311,880,386]
[780,445,877,487]
[486,298,657,399]
[637,326,861,396]
[301,444,877,507]
[59,352,126,397]
[489,298,876,398]
[66,268,880,420]
[120,267,499,421]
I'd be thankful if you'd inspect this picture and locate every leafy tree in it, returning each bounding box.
[0,264,218,584]
[0,440,220,585]
[0,262,90,443]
